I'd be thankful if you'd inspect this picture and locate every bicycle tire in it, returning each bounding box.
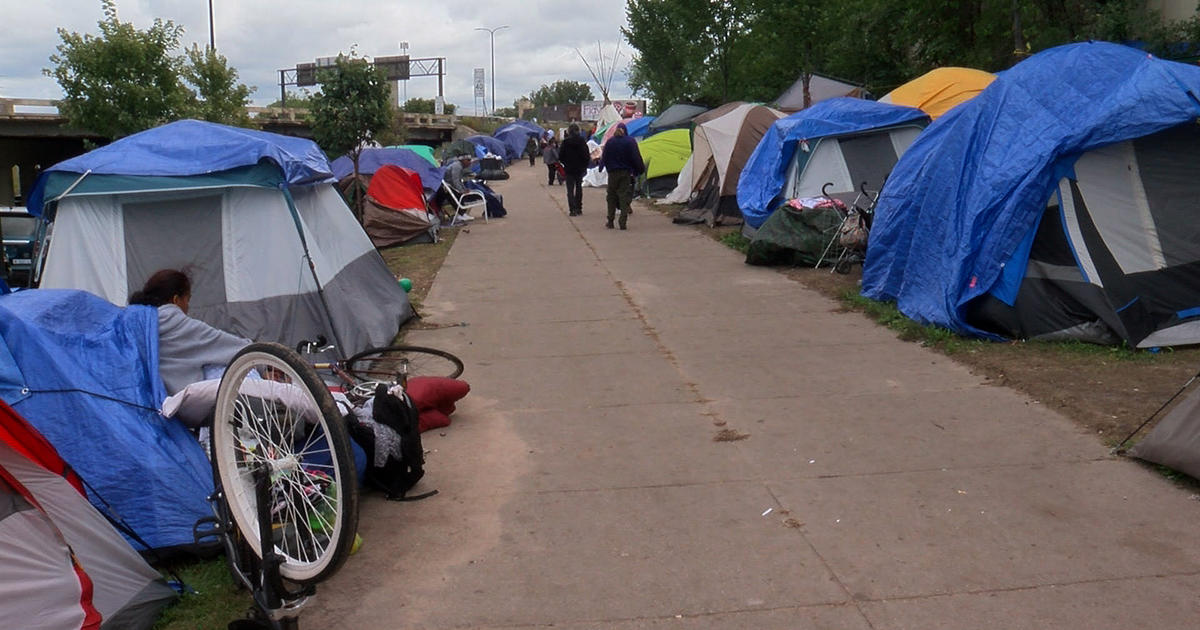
[212,342,358,585]
[345,345,465,382]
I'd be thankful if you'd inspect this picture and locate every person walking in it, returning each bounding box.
[558,123,591,216]
[598,122,644,230]
[542,137,560,185]
[525,135,538,167]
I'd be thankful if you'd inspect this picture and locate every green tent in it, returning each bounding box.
[638,129,691,197]
[387,144,438,166]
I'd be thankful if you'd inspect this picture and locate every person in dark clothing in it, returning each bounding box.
[542,137,560,185]
[558,124,591,216]
[598,123,644,230]
[525,135,538,166]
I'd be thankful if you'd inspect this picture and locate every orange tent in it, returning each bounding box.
[879,67,996,120]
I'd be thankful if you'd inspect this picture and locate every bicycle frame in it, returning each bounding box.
[195,463,312,629]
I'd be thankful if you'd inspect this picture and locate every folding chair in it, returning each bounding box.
[439,181,489,225]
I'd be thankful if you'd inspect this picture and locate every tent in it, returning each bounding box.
[28,120,412,358]
[737,98,928,232]
[863,42,1200,348]
[362,165,437,248]
[672,102,785,226]
[466,134,509,159]
[493,121,546,161]
[389,144,439,166]
[332,147,444,191]
[879,67,995,120]
[638,129,692,198]
[0,399,177,629]
[647,103,710,135]
[444,139,478,159]
[593,116,655,144]
[0,289,213,552]
[1129,383,1200,479]
[775,73,868,112]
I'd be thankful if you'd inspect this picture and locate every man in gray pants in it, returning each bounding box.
[598,123,644,230]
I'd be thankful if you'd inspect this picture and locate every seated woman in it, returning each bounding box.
[129,269,250,397]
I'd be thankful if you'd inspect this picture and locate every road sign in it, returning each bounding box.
[473,68,485,98]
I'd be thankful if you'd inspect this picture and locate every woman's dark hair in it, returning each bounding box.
[129,269,191,307]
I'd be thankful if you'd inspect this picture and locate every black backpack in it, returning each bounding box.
[347,385,437,501]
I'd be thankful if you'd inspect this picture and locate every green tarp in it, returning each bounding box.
[745,205,844,267]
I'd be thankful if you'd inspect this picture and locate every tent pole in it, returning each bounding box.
[281,188,349,356]
[1114,367,1200,453]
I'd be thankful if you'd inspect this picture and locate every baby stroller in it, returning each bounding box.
[815,181,879,274]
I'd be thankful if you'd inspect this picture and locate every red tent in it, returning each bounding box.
[363,165,437,248]
[0,400,176,629]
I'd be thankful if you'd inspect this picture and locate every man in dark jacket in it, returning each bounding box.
[598,122,644,230]
[558,124,592,216]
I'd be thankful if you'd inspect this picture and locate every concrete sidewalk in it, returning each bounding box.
[307,164,1200,628]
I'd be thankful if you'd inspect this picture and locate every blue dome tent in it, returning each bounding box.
[737,98,928,231]
[863,42,1200,348]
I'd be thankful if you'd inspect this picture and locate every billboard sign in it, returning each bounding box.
[374,55,411,81]
[581,99,646,121]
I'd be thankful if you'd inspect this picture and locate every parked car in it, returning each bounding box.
[1,208,50,288]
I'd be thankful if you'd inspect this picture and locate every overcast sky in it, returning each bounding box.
[1,1,634,113]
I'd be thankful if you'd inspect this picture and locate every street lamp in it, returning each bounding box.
[207,0,215,50]
[474,25,509,115]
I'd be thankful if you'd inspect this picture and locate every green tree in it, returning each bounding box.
[624,0,1200,107]
[182,44,254,126]
[402,97,457,114]
[310,55,393,221]
[264,91,315,109]
[45,0,192,139]
[527,80,594,107]
[624,0,714,107]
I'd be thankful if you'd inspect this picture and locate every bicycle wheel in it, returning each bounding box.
[345,345,464,382]
[212,342,358,585]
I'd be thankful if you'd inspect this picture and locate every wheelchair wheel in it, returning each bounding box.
[345,345,464,383]
[212,342,358,585]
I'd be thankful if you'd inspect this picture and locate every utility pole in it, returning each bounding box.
[475,25,509,114]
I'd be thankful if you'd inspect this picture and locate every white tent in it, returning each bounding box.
[672,103,784,225]
[0,402,176,629]
[30,121,412,357]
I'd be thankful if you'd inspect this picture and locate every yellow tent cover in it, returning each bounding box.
[879,67,995,120]
[639,128,691,180]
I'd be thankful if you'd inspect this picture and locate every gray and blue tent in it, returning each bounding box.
[493,120,545,161]
[863,42,1200,348]
[647,103,709,135]
[27,119,413,356]
[466,134,510,160]
[737,97,928,232]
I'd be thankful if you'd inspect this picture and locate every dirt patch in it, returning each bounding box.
[378,227,461,338]
[638,198,1200,453]
[714,428,751,442]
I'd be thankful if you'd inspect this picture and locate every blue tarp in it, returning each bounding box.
[466,135,510,160]
[331,148,446,191]
[27,120,334,215]
[493,121,545,161]
[737,98,928,229]
[624,116,655,138]
[862,42,1200,336]
[0,289,213,551]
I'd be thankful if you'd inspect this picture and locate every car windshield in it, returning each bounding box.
[1,215,38,240]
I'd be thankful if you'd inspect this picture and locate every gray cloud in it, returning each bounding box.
[0,0,633,112]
